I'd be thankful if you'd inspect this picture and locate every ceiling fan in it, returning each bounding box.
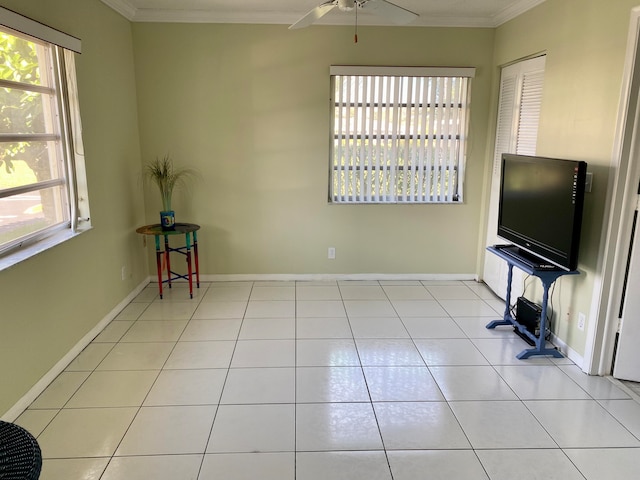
[288,0,419,30]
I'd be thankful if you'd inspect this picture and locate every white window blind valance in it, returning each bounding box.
[330,66,476,78]
[0,6,81,53]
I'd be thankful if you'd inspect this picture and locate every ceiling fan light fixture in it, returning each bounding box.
[288,0,418,30]
[338,0,356,12]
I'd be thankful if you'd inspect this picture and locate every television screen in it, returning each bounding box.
[497,154,587,271]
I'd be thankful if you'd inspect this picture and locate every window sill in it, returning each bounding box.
[0,226,92,273]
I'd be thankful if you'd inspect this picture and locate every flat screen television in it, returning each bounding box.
[497,153,587,271]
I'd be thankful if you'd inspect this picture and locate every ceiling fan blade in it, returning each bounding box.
[289,2,337,29]
[361,0,418,25]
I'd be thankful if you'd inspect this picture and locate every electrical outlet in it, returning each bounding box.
[121,266,127,281]
[578,312,586,331]
[328,247,336,259]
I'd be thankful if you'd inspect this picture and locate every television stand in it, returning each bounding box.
[486,245,580,359]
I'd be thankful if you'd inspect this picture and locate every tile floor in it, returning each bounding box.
[14,280,640,480]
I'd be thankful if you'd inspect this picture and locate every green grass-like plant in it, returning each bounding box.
[144,155,195,212]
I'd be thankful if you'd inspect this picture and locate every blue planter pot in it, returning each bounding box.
[160,210,175,230]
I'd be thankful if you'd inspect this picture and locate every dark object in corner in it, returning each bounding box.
[0,420,42,479]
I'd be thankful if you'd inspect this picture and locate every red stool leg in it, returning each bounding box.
[154,235,163,298]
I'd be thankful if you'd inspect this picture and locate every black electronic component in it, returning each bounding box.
[515,296,543,346]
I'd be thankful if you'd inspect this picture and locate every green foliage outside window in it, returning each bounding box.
[0,31,48,181]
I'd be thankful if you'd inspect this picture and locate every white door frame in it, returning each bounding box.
[584,6,640,375]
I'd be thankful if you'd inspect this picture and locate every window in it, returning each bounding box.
[0,8,89,262]
[329,66,475,204]
[483,55,546,298]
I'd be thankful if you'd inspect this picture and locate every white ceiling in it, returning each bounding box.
[100,0,546,28]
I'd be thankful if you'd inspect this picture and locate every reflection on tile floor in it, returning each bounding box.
[15,280,640,480]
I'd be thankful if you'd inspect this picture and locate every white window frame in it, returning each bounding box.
[329,65,475,204]
[0,8,90,270]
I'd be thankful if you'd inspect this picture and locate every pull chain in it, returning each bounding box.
[354,3,358,43]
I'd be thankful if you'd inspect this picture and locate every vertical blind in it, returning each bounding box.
[329,66,475,204]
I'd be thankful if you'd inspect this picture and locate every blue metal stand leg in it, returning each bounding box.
[487,263,516,329]
[516,277,563,359]
[485,246,577,360]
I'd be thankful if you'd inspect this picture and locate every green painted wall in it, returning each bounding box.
[486,0,640,355]
[132,24,495,275]
[0,0,146,415]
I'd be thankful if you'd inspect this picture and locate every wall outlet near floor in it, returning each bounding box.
[578,312,586,331]
[121,266,127,281]
[328,247,336,259]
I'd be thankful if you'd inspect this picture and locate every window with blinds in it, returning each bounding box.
[483,55,546,298]
[329,66,475,204]
[0,8,90,263]
[492,57,546,178]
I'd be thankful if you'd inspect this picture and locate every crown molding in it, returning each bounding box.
[100,0,136,20]
[493,0,546,27]
[99,0,545,28]
[133,11,498,28]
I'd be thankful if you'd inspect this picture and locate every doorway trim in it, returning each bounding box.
[585,6,640,375]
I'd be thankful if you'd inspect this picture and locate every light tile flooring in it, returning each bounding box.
[14,280,640,480]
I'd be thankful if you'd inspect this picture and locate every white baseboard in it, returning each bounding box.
[550,332,584,369]
[2,278,150,422]
[199,273,479,282]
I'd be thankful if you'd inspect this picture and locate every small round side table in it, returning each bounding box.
[136,222,200,299]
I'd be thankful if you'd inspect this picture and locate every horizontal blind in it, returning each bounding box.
[493,74,517,175]
[330,70,472,203]
[0,21,88,257]
[516,69,545,155]
[483,55,546,298]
